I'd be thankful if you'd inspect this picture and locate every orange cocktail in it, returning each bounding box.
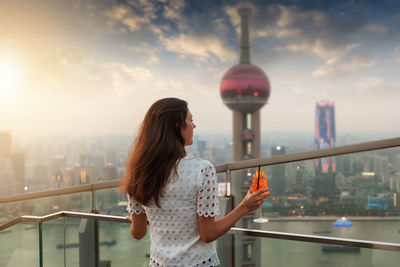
[250,169,270,223]
[250,170,268,194]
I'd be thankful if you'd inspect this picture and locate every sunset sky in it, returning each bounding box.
[1,0,399,139]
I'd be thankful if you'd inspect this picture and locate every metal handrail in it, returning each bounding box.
[0,180,120,204]
[229,228,400,252]
[1,137,399,204]
[216,136,400,172]
[1,211,400,252]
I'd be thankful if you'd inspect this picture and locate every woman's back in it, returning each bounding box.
[128,154,220,267]
[124,98,269,267]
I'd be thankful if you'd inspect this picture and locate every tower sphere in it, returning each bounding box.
[236,4,253,13]
[220,64,270,113]
[220,4,270,114]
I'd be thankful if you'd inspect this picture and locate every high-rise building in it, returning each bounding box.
[0,131,26,194]
[0,155,13,196]
[270,146,286,195]
[196,140,206,158]
[219,5,271,266]
[295,165,305,185]
[71,166,97,186]
[104,165,119,181]
[314,101,336,173]
[105,150,118,166]
[33,164,49,187]
[0,131,12,155]
[9,153,25,193]
[314,101,336,199]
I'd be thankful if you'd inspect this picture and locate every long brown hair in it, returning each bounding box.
[120,98,188,207]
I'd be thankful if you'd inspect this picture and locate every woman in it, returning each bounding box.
[120,98,269,267]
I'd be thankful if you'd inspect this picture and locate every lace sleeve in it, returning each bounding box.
[127,194,145,215]
[197,163,220,217]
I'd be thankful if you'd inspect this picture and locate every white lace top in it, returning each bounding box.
[127,154,220,267]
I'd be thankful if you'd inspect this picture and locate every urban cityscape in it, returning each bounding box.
[1,113,400,217]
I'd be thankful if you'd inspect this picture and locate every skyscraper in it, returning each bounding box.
[0,131,26,194]
[271,145,286,195]
[0,131,12,155]
[314,101,336,173]
[314,101,336,199]
[9,153,25,193]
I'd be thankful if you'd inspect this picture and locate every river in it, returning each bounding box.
[1,219,400,267]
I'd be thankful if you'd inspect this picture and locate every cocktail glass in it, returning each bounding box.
[250,167,269,223]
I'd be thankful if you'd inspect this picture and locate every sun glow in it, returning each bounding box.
[0,55,22,97]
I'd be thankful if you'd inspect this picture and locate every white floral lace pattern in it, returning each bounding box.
[127,194,145,215]
[197,164,220,217]
[126,154,220,267]
[149,254,220,267]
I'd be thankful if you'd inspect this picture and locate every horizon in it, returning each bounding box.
[8,129,399,148]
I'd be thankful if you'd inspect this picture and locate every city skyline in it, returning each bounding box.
[1,0,400,138]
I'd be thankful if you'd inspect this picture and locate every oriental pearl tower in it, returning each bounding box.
[219,5,270,266]
[220,5,270,161]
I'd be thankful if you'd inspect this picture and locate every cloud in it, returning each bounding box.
[356,76,384,92]
[275,39,335,59]
[78,0,234,64]
[367,24,388,36]
[163,0,185,20]
[312,54,375,78]
[101,63,153,82]
[224,4,348,67]
[213,18,230,34]
[126,44,157,54]
[260,5,378,78]
[237,3,394,72]
[312,44,375,78]
[105,4,145,32]
[254,5,329,41]
[160,33,235,62]
[154,78,184,92]
[152,77,215,97]
[126,44,160,64]
[18,43,153,95]
[267,5,342,59]
[224,5,240,35]
[147,55,160,64]
[102,0,158,32]
[293,87,311,95]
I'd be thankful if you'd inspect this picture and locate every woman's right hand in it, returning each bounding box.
[198,188,270,243]
[239,188,270,213]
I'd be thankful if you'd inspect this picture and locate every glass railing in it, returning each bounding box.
[0,182,119,224]
[1,211,399,267]
[0,221,40,267]
[0,191,92,224]
[95,187,126,216]
[221,138,400,265]
[232,231,400,267]
[43,217,64,266]
[228,145,400,244]
[1,139,399,223]
[1,137,400,266]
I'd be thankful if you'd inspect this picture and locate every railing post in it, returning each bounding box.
[39,221,43,267]
[217,170,233,266]
[63,217,66,267]
[91,185,98,213]
[78,218,99,267]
